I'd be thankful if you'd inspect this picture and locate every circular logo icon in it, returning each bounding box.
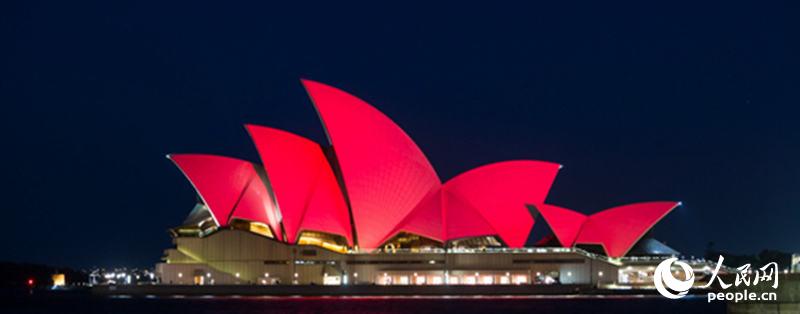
[654,257,695,299]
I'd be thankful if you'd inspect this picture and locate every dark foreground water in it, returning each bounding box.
[1,293,726,314]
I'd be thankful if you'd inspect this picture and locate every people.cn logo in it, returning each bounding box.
[654,257,695,299]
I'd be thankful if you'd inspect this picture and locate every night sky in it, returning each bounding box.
[1,2,798,268]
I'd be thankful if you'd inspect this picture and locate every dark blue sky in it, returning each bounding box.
[1,2,798,268]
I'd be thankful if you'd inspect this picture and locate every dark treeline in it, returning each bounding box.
[705,242,793,269]
[0,262,87,288]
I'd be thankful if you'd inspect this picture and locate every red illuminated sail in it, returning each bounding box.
[246,125,353,245]
[443,161,561,247]
[303,79,441,249]
[574,201,680,257]
[534,204,587,247]
[168,154,282,240]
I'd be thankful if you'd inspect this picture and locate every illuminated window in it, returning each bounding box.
[323,275,341,285]
[379,232,443,251]
[297,231,349,253]
[463,276,477,285]
[380,274,392,285]
[51,274,65,287]
[397,276,410,285]
[247,222,274,238]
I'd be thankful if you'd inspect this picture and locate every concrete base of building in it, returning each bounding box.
[92,284,596,296]
[91,284,722,297]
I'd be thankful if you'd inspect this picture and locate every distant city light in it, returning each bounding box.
[52,274,65,287]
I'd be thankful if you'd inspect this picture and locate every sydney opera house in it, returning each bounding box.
[156,80,695,287]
